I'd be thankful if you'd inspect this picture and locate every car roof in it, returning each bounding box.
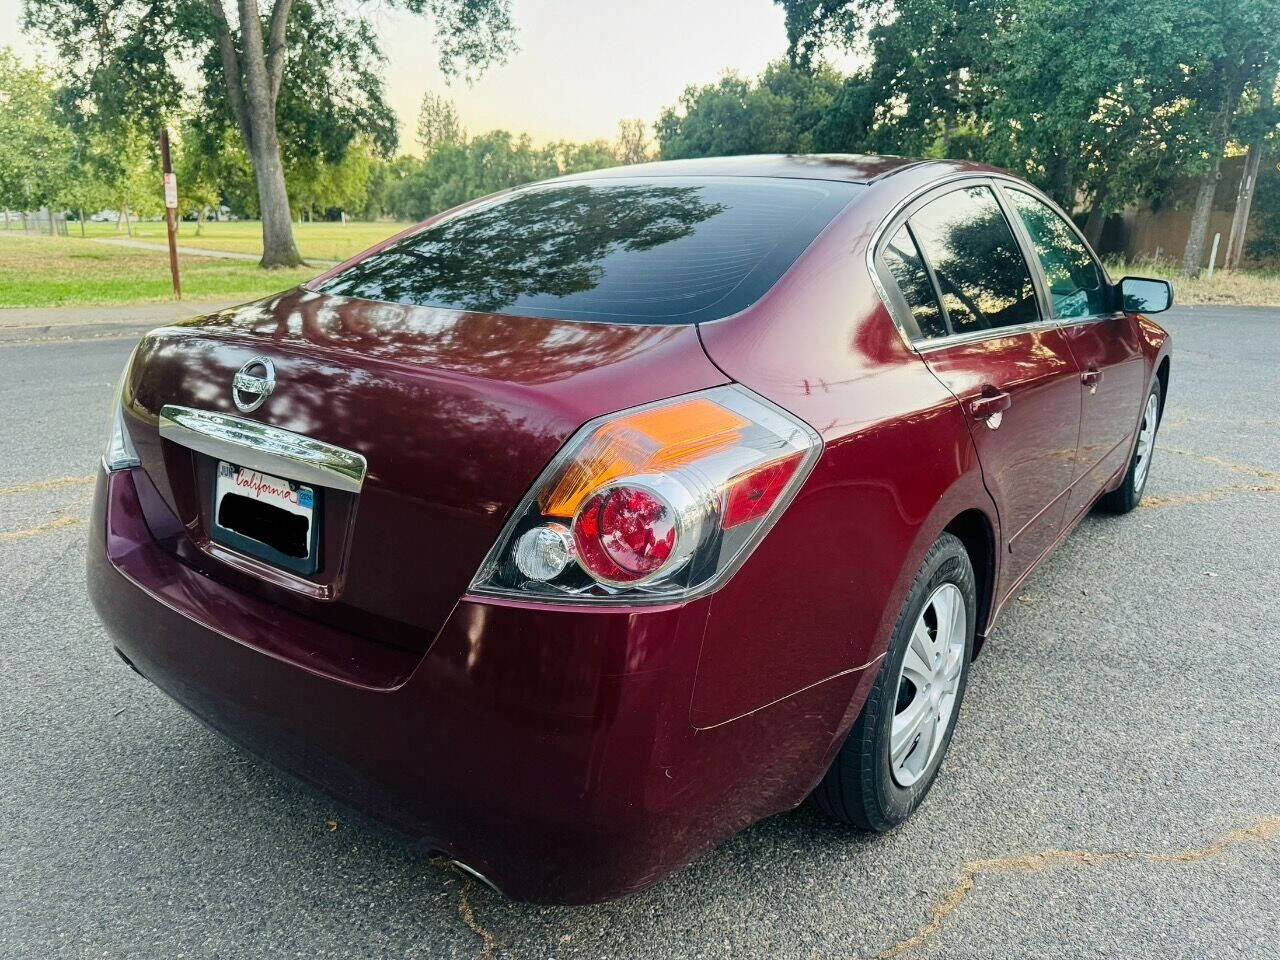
[553,154,999,186]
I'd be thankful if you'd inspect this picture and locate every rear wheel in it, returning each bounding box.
[812,533,976,830]
[1098,379,1162,514]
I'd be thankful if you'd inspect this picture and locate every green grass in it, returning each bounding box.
[0,235,319,308]
[74,218,409,262]
[1104,256,1280,307]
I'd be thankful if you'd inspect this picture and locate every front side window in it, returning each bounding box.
[881,224,947,339]
[908,186,1039,334]
[1007,189,1108,319]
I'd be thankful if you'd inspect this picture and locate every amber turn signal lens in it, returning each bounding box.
[538,398,749,517]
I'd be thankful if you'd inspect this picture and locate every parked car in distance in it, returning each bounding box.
[89,154,1172,903]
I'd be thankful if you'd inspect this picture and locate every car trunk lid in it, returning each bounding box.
[122,288,728,651]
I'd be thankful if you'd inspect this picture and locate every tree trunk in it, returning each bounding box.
[1224,142,1263,270]
[1047,154,1075,212]
[1180,155,1223,278]
[3,210,9,230]
[251,130,302,268]
[121,206,132,237]
[206,0,304,269]
[1083,187,1109,248]
[195,206,205,236]
[1181,86,1239,278]
[79,208,86,237]
[1223,74,1273,270]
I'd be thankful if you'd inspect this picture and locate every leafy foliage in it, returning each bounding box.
[417,92,466,154]
[386,130,622,221]
[0,50,73,213]
[759,0,1280,263]
[657,61,844,159]
[22,0,515,266]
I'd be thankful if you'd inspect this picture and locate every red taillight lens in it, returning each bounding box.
[574,485,677,583]
[722,452,804,529]
[470,385,822,604]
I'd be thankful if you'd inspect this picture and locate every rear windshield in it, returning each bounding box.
[312,177,860,324]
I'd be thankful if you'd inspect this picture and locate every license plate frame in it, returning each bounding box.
[210,461,320,576]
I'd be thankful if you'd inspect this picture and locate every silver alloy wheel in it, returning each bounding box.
[890,582,966,788]
[1133,392,1159,491]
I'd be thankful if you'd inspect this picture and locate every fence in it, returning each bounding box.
[1,209,71,236]
[1099,154,1277,268]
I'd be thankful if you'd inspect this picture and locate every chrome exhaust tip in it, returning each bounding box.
[448,857,502,894]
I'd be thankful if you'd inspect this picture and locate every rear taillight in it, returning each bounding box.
[469,385,822,604]
[102,347,141,472]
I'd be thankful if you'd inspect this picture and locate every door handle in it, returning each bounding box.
[970,389,1012,421]
[1082,368,1103,392]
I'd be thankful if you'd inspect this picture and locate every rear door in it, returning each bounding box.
[876,181,1083,599]
[1000,186,1147,512]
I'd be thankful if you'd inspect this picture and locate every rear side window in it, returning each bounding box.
[882,225,947,339]
[314,177,860,324]
[908,186,1039,334]
[1006,188,1108,318]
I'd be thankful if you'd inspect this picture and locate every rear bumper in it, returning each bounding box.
[88,468,862,903]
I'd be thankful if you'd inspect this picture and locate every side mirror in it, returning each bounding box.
[1118,276,1173,314]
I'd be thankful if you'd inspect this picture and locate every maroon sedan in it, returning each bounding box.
[89,155,1172,903]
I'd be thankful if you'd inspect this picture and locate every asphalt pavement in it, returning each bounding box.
[1,306,1277,959]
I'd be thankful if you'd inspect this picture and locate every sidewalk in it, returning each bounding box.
[92,236,339,267]
[93,236,263,262]
[0,299,238,344]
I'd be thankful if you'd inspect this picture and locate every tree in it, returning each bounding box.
[1245,146,1280,262]
[173,120,230,232]
[417,92,466,155]
[357,155,419,220]
[1175,0,1280,276]
[1228,74,1280,267]
[776,0,1015,158]
[986,0,1209,241]
[616,118,651,164]
[58,133,113,235]
[103,128,164,234]
[388,129,620,222]
[0,50,73,222]
[287,142,377,220]
[24,0,518,267]
[656,61,842,159]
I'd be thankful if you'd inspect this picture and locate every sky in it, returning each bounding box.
[1,0,820,150]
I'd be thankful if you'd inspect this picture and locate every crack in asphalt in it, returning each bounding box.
[873,815,1280,959]
[1162,446,1280,481]
[431,857,500,960]
[0,513,86,542]
[457,877,500,960]
[0,475,94,496]
[1140,481,1280,508]
[1139,447,1280,508]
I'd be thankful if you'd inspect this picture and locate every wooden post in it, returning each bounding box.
[160,128,182,300]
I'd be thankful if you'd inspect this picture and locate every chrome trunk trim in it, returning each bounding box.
[158,405,368,493]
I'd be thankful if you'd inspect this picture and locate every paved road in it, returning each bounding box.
[2,307,1277,959]
[0,300,240,345]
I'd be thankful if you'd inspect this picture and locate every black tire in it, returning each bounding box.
[812,532,976,831]
[1098,378,1163,514]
